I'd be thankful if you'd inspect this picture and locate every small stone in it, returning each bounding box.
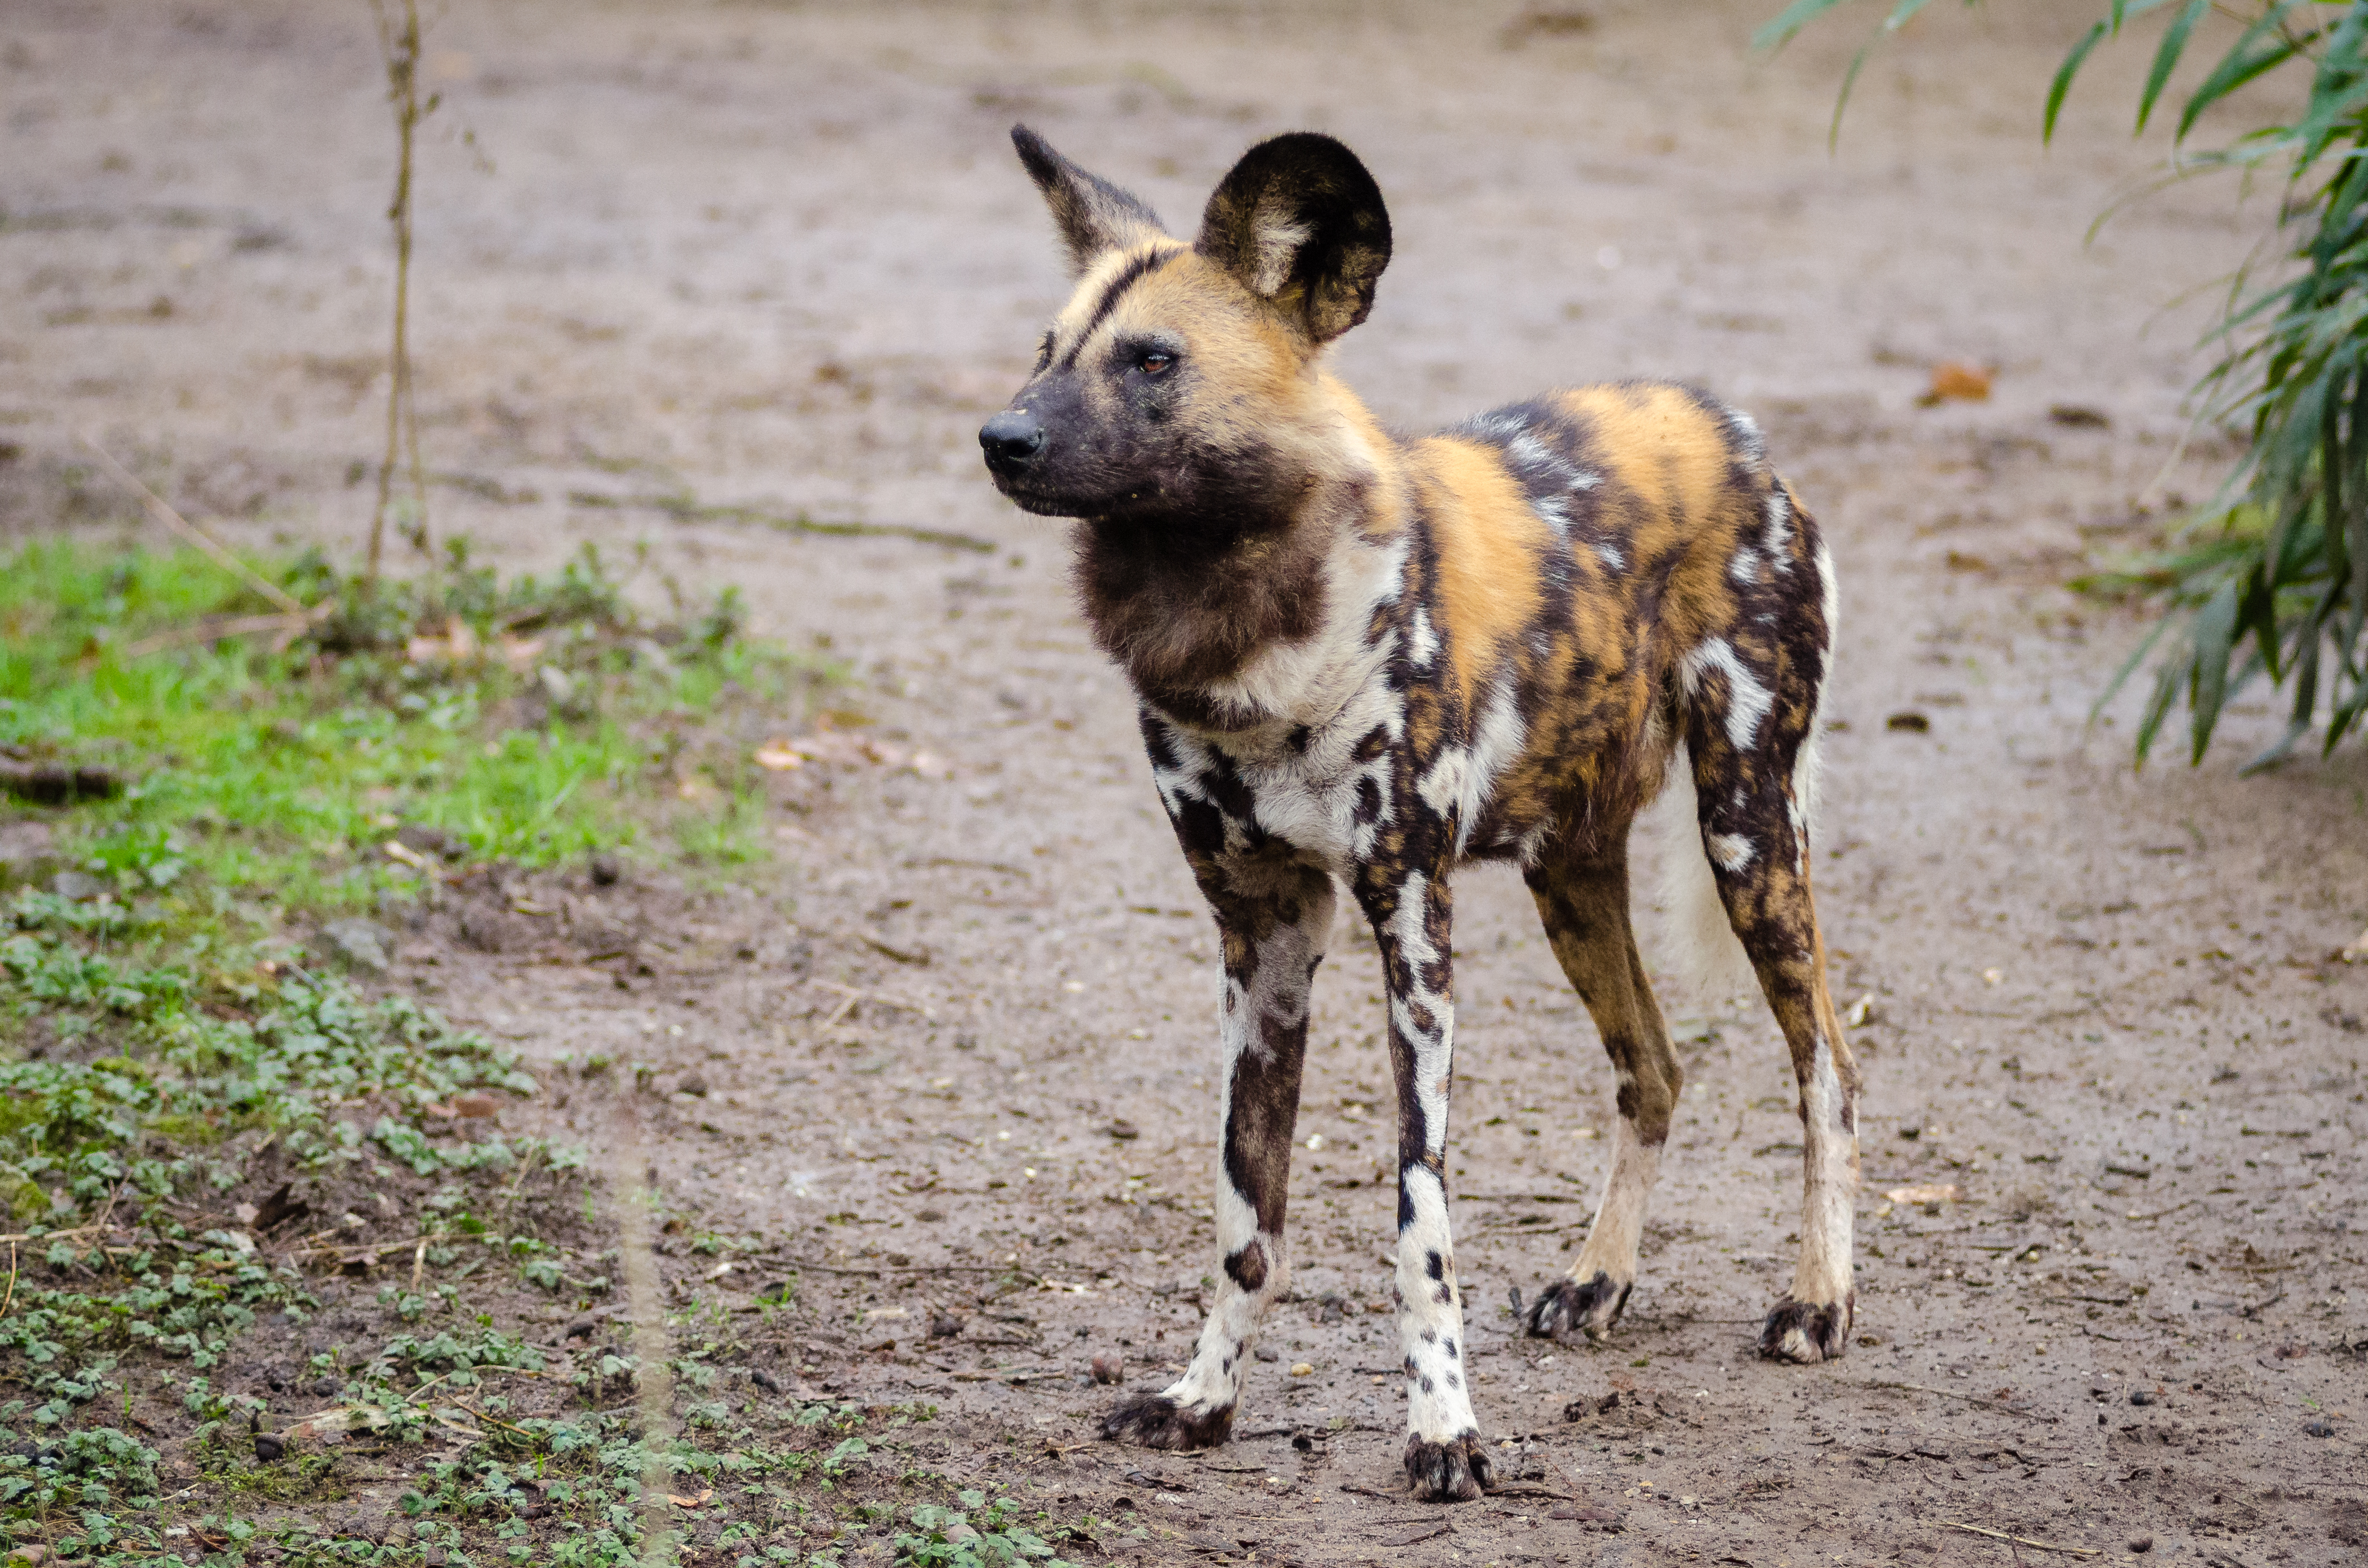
[749,1368,783,1393]
[564,1316,598,1341]
[1288,1361,1314,1377]
[587,851,620,887]
[2303,1419,2335,1437]
[677,1075,709,1097]
[2127,1536,2153,1554]
[930,1313,965,1338]
[2130,1389,2156,1406]
[253,1433,285,1462]
[1091,1354,1124,1385]
[319,917,392,973]
[49,869,104,901]
[0,820,61,888]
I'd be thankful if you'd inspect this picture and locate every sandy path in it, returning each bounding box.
[6,1,2365,1560]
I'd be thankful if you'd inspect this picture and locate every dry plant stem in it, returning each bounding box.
[76,433,309,616]
[1944,1520,2101,1557]
[367,0,430,581]
[610,1112,678,1568]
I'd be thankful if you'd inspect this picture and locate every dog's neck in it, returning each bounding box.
[1069,377,1409,737]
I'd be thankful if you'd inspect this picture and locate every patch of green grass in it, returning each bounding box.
[0,538,835,916]
[0,884,590,1548]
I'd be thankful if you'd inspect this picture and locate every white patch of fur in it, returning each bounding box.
[1393,1165,1477,1441]
[1706,831,1755,872]
[1200,535,1403,736]
[1249,215,1312,298]
[1415,680,1525,857]
[1561,1119,1662,1327]
[1761,484,1794,569]
[1679,638,1774,753]
[1593,543,1624,572]
[1727,407,1766,465]
[1407,605,1438,670]
[1790,1033,1857,1308]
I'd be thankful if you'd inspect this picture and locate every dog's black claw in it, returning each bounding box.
[1522,1271,1631,1343]
[1402,1430,1495,1502]
[1758,1294,1854,1363]
[1099,1391,1234,1450]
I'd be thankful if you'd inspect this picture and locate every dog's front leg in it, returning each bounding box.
[1100,864,1333,1450]
[1359,865,1494,1502]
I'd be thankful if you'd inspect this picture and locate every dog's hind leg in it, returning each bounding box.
[1682,529,1859,1363]
[1100,862,1332,1450]
[1520,843,1680,1343]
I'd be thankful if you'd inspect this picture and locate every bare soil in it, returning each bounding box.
[6,1,2366,1563]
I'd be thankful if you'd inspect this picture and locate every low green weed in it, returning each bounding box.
[0,538,836,915]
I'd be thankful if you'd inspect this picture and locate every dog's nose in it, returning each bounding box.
[979,410,1046,470]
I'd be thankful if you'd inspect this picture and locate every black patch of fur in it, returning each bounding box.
[1402,1431,1495,1503]
[1100,1392,1235,1450]
[1524,1271,1632,1343]
[1758,1293,1855,1364]
[1196,132,1391,344]
[1223,1241,1269,1292]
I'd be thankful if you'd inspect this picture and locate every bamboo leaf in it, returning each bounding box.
[1829,36,1879,151]
[2137,0,2211,135]
[2187,579,2242,764]
[1754,0,1855,52]
[2135,656,2182,766]
[2048,22,2112,144]
[2177,3,2313,144]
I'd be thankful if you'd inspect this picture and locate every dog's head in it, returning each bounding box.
[980,126,1391,534]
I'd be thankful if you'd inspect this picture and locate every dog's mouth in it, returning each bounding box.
[989,475,1090,519]
[986,466,1154,522]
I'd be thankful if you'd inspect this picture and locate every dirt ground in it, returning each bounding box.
[6,1,2368,1562]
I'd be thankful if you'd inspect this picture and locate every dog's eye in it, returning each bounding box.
[1139,350,1174,375]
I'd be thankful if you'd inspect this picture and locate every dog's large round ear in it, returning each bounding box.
[1011,124,1167,278]
[1195,133,1391,345]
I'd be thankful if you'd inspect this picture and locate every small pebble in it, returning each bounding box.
[2303,1419,2335,1437]
[1289,1361,1314,1377]
[252,1433,285,1463]
[2127,1536,2152,1554]
[677,1075,708,1098]
[1091,1354,1124,1385]
[2129,1389,2156,1406]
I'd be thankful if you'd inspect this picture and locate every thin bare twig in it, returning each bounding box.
[75,434,308,616]
[366,0,432,579]
[1944,1520,2101,1557]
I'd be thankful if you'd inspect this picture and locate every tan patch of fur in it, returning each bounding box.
[1409,436,1550,707]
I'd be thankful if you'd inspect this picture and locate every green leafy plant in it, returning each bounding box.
[1763,2,2368,764]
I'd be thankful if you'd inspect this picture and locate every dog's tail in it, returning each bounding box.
[1638,745,1770,1011]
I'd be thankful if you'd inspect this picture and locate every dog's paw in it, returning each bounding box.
[1523,1271,1631,1343]
[1757,1294,1854,1364]
[1098,1391,1234,1450]
[1402,1430,1495,1502]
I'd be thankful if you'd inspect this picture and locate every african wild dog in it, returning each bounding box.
[979,126,1857,1503]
